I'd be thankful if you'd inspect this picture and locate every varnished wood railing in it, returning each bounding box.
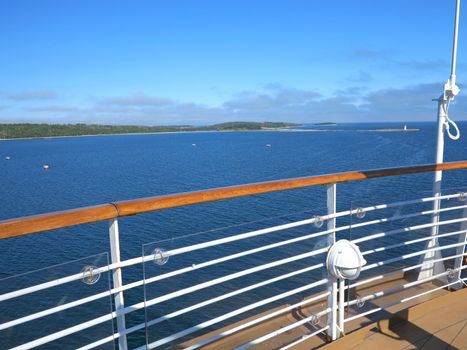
[1,160,467,240]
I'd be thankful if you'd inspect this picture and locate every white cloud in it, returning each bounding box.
[8,90,58,101]
[3,82,464,124]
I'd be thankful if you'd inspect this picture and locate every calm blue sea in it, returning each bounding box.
[0,122,466,349]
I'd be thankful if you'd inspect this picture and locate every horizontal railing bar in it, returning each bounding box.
[362,241,467,271]
[184,291,330,350]
[141,227,342,286]
[157,199,465,264]
[362,229,467,256]
[0,265,112,303]
[1,205,463,328]
[0,289,112,331]
[0,204,118,240]
[125,199,465,288]
[123,246,329,317]
[350,192,464,216]
[141,204,461,285]
[161,216,327,258]
[1,194,459,305]
[344,276,467,324]
[1,202,460,305]
[0,214,359,304]
[347,266,467,310]
[76,336,115,350]
[347,252,467,290]
[9,241,463,338]
[0,197,463,344]
[14,253,467,350]
[280,326,330,350]
[353,216,467,245]
[1,161,466,239]
[77,315,152,350]
[10,312,116,350]
[80,263,328,349]
[141,278,329,350]
[235,310,331,350]
[115,162,467,216]
[9,245,465,348]
[0,215,332,303]
[146,263,325,329]
[350,203,467,233]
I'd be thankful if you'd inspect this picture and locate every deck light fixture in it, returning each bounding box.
[326,239,367,280]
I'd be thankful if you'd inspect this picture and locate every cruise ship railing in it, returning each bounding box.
[0,161,466,350]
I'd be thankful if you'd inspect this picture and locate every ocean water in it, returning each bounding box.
[0,122,466,349]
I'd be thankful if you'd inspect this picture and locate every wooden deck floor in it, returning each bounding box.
[177,271,464,349]
[323,286,467,350]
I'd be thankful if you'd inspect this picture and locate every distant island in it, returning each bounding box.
[314,122,337,126]
[0,122,295,139]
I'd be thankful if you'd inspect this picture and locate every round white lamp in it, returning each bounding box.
[326,239,367,280]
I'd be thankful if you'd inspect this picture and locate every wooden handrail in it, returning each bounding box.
[1,160,467,240]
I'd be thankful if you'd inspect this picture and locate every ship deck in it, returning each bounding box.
[324,285,467,350]
[179,271,465,349]
[1,161,466,350]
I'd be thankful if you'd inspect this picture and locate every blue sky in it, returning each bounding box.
[0,0,466,125]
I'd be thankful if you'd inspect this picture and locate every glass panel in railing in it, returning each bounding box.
[433,187,467,288]
[345,191,438,326]
[345,186,467,328]
[142,207,333,349]
[0,252,114,350]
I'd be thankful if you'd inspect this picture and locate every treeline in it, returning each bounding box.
[0,122,294,139]
[207,121,293,130]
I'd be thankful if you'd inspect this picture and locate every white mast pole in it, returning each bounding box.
[419,0,461,280]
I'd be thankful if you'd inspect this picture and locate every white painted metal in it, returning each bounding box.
[15,202,460,330]
[1,192,463,304]
[362,228,467,256]
[348,252,467,291]
[142,225,334,285]
[338,278,345,334]
[347,265,467,310]
[279,326,330,350]
[2,191,467,349]
[450,206,467,290]
[420,0,462,281]
[183,291,330,350]
[7,221,463,348]
[234,309,330,350]
[0,289,112,331]
[362,241,467,271]
[108,219,128,350]
[353,216,467,244]
[326,183,339,340]
[142,246,329,309]
[141,278,329,350]
[350,203,467,232]
[10,313,116,350]
[452,0,461,78]
[327,240,367,280]
[145,263,325,328]
[79,264,327,350]
[345,276,467,324]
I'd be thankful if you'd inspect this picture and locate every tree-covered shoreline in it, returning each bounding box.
[0,122,295,139]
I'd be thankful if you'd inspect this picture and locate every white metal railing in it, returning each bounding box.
[0,188,466,350]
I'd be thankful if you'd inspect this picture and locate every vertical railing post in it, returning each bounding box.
[418,98,448,281]
[326,183,339,340]
[449,206,467,290]
[338,278,345,335]
[109,219,128,350]
[419,0,461,281]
